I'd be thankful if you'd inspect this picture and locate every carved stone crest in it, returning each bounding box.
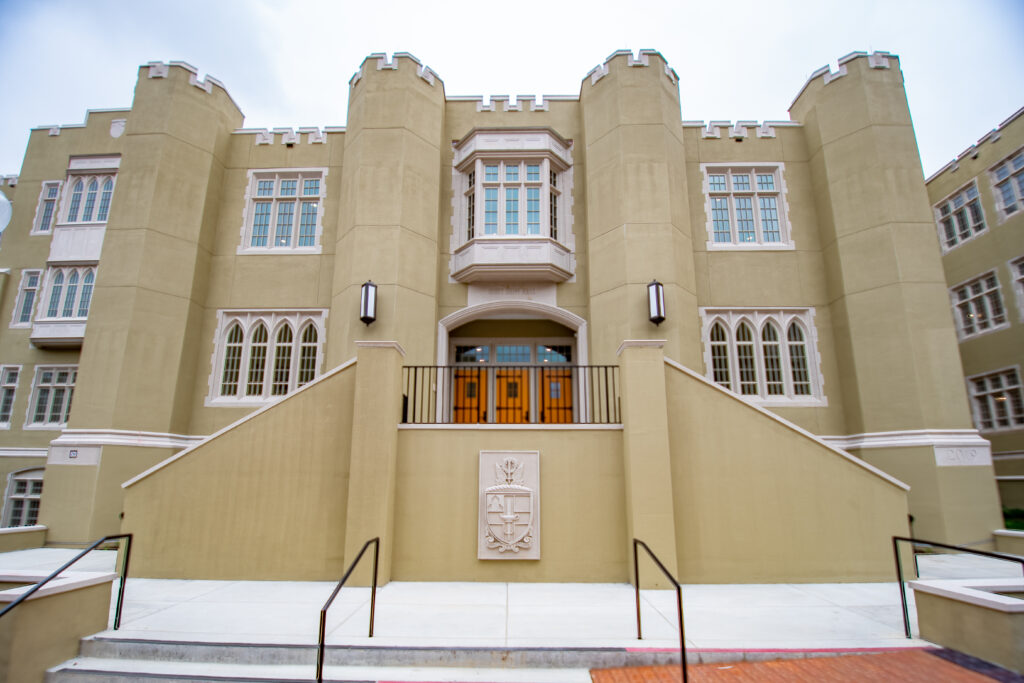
[478,451,539,560]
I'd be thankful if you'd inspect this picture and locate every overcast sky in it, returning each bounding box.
[1,0,1021,178]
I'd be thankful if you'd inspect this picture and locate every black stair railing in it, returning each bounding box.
[892,535,1024,638]
[633,538,687,683]
[317,537,379,683]
[0,533,133,629]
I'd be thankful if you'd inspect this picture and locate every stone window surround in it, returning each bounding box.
[988,146,1024,224]
[206,309,328,406]
[967,365,1024,433]
[24,364,77,431]
[38,266,96,322]
[31,181,63,235]
[2,468,43,527]
[698,307,827,407]
[449,129,576,262]
[700,163,794,251]
[0,365,20,429]
[949,269,1009,341]
[9,269,42,329]
[237,168,327,254]
[932,179,987,253]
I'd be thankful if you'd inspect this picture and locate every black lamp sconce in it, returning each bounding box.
[360,280,377,326]
[648,279,666,326]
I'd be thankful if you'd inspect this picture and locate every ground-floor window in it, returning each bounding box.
[3,468,43,527]
[699,308,826,405]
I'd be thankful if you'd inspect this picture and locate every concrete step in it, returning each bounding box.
[77,635,684,668]
[48,657,595,682]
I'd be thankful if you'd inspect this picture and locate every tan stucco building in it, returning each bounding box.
[926,107,1024,511]
[0,50,1004,583]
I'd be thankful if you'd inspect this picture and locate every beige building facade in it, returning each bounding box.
[0,50,1004,583]
[926,108,1024,510]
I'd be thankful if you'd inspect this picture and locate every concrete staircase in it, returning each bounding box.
[48,635,684,682]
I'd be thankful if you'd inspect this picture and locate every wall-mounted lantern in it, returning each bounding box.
[647,279,666,326]
[360,280,377,326]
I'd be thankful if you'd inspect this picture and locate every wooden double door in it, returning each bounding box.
[453,365,574,424]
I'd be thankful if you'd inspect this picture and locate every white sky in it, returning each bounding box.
[1,0,1021,178]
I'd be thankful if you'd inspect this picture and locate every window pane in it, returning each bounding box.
[97,179,113,222]
[736,323,758,395]
[732,173,750,191]
[711,197,731,242]
[455,345,489,363]
[759,197,780,242]
[246,325,268,396]
[762,325,783,395]
[708,174,726,192]
[272,326,293,396]
[303,178,320,196]
[756,174,775,191]
[275,201,295,247]
[221,324,243,395]
[505,188,519,234]
[735,197,755,242]
[496,345,530,363]
[505,164,519,182]
[527,165,540,181]
[257,180,274,197]
[77,271,94,317]
[67,180,83,222]
[61,271,79,318]
[484,188,498,234]
[710,323,731,387]
[298,324,318,386]
[279,179,297,196]
[485,165,498,182]
[527,187,540,234]
[82,179,98,221]
[251,203,271,247]
[298,202,318,247]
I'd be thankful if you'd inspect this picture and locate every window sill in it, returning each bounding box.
[22,424,67,431]
[236,246,323,256]
[204,395,287,408]
[450,236,574,283]
[705,241,795,251]
[30,320,86,348]
[957,322,1011,343]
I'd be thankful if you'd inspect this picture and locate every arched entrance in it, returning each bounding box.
[434,301,589,424]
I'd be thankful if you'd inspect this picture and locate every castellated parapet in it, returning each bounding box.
[348,52,441,89]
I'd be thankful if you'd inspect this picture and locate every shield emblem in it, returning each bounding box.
[483,483,534,553]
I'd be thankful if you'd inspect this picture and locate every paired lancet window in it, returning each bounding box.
[702,309,824,403]
[211,312,325,403]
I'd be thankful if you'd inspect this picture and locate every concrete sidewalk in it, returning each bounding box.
[7,547,1020,652]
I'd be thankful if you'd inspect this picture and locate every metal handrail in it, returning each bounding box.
[316,537,380,683]
[892,535,1024,638]
[0,533,133,629]
[633,538,687,683]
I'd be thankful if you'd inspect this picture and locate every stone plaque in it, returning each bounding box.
[934,445,992,467]
[478,450,540,560]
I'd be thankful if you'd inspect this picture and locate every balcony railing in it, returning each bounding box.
[402,365,619,425]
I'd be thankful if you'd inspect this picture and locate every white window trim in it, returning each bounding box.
[701,163,794,251]
[449,130,576,256]
[988,146,1024,224]
[237,168,327,255]
[23,364,77,431]
[2,467,44,528]
[9,269,42,328]
[1010,255,1024,323]
[0,365,21,429]
[206,309,328,406]
[30,181,62,235]
[932,179,988,253]
[698,307,827,407]
[966,365,1024,434]
[36,266,97,322]
[949,270,1009,341]
[57,173,117,226]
